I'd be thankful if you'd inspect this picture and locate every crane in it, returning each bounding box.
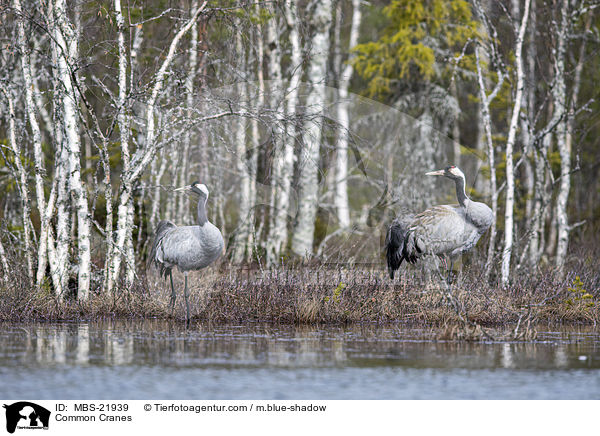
[385,165,493,281]
[149,181,224,324]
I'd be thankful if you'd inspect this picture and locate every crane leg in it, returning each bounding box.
[169,271,176,314]
[446,258,454,287]
[184,272,190,327]
[433,256,455,307]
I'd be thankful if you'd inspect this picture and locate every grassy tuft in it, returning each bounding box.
[1,250,598,334]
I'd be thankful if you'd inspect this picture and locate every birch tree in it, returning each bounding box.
[266,0,303,264]
[14,0,47,286]
[176,0,201,225]
[473,0,505,279]
[0,237,9,282]
[49,0,92,300]
[264,6,285,265]
[334,0,362,229]
[291,0,333,256]
[106,2,207,294]
[554,0,578,273]
[0,84,33,280]
[501,0,531,286]
[475,44,504,280]
[47,9,71,296]
[231,11,259,264]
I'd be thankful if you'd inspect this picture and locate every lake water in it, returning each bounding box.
[0,320,599,399]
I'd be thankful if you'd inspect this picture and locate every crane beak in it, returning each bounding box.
[173,186,191,192]
[425,169,445,176]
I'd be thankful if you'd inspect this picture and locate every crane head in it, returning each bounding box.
[174,181,209,198]
[425,165,464,180]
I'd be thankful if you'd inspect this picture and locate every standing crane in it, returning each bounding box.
[385,166,493,281]
[149,181,224,324]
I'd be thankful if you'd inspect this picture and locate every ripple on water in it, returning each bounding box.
[0,321,598,399]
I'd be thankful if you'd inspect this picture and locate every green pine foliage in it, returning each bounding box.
[352,0,478,99]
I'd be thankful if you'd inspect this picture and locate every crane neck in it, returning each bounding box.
[455,175,469,208]
[197,196,208,226]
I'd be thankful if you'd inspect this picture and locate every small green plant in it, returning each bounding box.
[565,276,595,308]
[324,282,346,304]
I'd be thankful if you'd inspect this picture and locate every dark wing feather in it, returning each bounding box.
[385,216,416,279]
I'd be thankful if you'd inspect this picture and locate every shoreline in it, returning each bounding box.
[1,266,597,336]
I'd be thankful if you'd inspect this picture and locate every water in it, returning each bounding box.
[0,320,599,399]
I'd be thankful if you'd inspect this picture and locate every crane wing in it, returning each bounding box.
[410,205,470,255]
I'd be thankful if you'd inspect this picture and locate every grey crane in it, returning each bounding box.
[149,181,224,323]
[385,165,493,280]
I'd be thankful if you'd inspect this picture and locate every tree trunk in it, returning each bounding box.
[528,141,550,265]
[516,0,537,271]
[53,0,91,300]
[501,0,531,286]
[0,84,33,280]
[475,43,503,280]
[264,7,284,266]
[266,0,302,264]
[231,18,255,264]
[47,10,71,296]
[334,0,361,229]
[291,0,333,257]
[15,0,47,286]
[0,237,9,282]
[176,0,199,224]
[555,0,586,273]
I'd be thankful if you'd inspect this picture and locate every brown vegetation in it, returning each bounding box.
[1,249,598,335]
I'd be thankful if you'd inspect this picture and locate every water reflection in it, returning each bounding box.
[1,320,599,370]
[1,321,599,399]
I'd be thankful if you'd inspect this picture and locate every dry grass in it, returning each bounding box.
[1,253,598,335]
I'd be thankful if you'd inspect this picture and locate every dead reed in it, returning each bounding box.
[1,255,598,333]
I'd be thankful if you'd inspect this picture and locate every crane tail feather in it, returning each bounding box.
[149,220,177,278]
[385,219,408,280]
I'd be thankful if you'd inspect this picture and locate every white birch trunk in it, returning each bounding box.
[501,0,531,286]
[176,23,196,219]
[528,143,549,265]
[546,207,558,257]
[523,0,537,246]
[266,0,302,264]
[231,25,252,264]
[0,84,33,280]
[30,37,53,135]
[265,9,284,265]
[0,238,9,282]
[177,5,200,225]
[53,0,91,300]
[334,0,361,229]
[44,0,71,295]
[231,119,251,263]
[555,0,582,272]
[104,0,129,291]
[116,0,136,286]
[14,0,48,285]
[291,0,333,256]
[125,197,136,287]
[233,4,263,263]
[49,39,70,296]
[149,147,168,232]
[475,46,501,280]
